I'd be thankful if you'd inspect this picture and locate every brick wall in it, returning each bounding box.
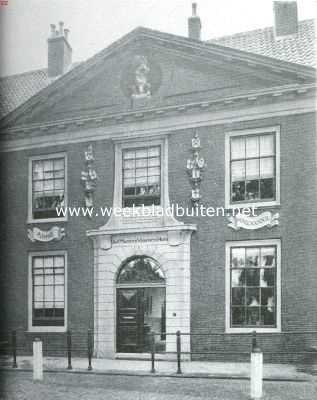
[1,112,316,361]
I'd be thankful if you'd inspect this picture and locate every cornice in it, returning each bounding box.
[1,83,315,139]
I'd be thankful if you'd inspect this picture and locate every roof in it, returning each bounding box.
[209,19,315,68]
[0,69,51,118]
[0,19,315,120]
[0,63,80,119]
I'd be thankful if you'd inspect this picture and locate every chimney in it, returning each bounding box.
[188,3,201,40]
[273,1,298,38]
[47,21,72,78]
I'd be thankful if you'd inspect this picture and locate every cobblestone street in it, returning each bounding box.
[1,371,316,400]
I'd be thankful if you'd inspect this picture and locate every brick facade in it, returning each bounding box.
[0,28,316,362]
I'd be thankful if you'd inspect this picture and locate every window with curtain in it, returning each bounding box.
[32,157,65,219]
[230,133,276,203]
[32,254,65,327]
[230,245,277,328]
[122,146,161,207]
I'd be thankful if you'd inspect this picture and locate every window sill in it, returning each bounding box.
[27,326,67,333]
[226,200,280,210]
[226,327,281,334]
[27,216,68,224]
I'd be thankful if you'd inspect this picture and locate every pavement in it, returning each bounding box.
[1,370,317,400]
[0,355,316,381]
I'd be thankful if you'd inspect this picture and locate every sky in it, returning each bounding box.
[0,0,316,77]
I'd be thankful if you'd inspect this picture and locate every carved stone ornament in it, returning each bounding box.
[227,211,279,231]
[186,131,206,206]
[81,145,98,209]
[120,54,162,101]
[28,226,65,242]
[130,55,151,99]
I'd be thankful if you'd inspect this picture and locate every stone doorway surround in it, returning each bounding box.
[87,214,196,358]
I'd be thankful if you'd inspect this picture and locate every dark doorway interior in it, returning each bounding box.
[117,286,166,353]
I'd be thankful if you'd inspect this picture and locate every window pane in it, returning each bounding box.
[124,159,135,169]
[246,288,260,306]
[231,161,245,181]
[262,307,275,325]
[246,248,259,267]
[45,286,54,301]
[231,137,245,160]
[246,269,260,286]
[231,248,245,268]
[44,257,54,268]
[124,169,135,179]
[55,275,64,285]
[136,168,146,178]
[246,136,259,158]
[232,307,246,325]
[148,147,160,157]
[33,257,43,269]
[135,149,147,158]
[232,182,245,202]
[261,288,274,306]
[232,269,246,287]
[260,248,275,267]
[246,180,259,200]
[246,159,259,179]
[247,307,260,325]
[34,286,43,302]
[123,150,135,159]
[54,256,64,267]
[148,158,160,167]
[260,134,274,156]
[260,269,275,287]
[136,158,147,168]
[55,286,64,301]
[54,159,64,170]
[232,288,245,305]
[34,276,43,286]
[260,178,274,199]
[43,160,53,171]
[260,158,274,178]
[44,171,54,180]
[55,179,64,190]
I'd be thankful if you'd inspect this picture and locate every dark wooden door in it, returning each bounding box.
[117,288,144,353]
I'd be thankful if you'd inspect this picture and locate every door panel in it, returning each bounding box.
[117,287,166,353]
[117,288,143,352]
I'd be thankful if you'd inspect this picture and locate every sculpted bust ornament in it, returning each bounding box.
[131,55,151,98]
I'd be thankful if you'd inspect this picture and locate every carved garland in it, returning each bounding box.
[186,131,206,206]
[81,145,98,209]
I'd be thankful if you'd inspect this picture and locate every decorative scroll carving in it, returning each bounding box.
[227,211,279,231]
[28,226,65,242]
[81,145,98,209]
[186,131,206,206]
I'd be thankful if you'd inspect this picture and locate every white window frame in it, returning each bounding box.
[28,251,68,333]
[113,136,170,211]
[28,153,68,223]
[225,239,281,334]
[225,126,280,209]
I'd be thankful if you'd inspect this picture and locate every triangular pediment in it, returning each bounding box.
[2,27,315,127]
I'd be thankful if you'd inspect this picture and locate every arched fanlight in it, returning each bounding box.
[117,256,165,284]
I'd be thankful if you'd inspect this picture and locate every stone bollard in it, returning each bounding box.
[33,338,43,381]
[250,347,263,399]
